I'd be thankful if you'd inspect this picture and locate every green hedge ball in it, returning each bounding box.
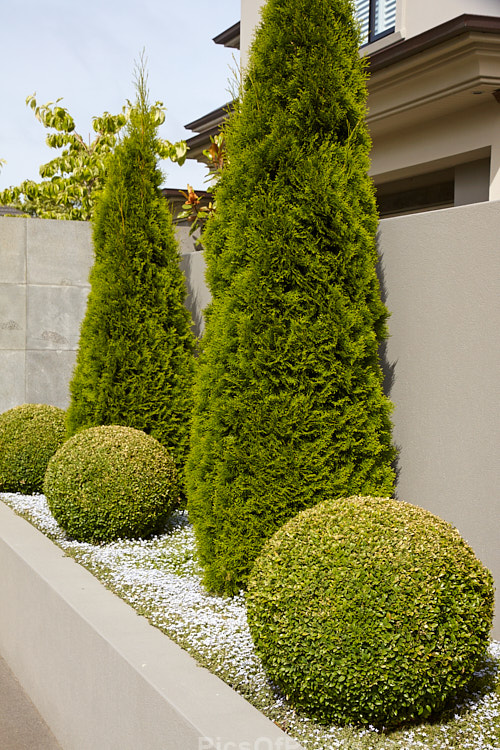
[246,496,494,728]
[0,403,66,494]
[44,425,179,543]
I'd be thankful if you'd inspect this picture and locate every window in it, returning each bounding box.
[374,158,491,218]
[376,170,455,218]
[355,0,396,45]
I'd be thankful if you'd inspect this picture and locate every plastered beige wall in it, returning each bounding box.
[378,201,499,635]
[369,97,500,199]
[0,501,303,750]
[240,0,266,70]
[399,0,500,40]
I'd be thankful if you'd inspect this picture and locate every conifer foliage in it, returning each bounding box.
[187,0,396,595]
[66,66,194,483]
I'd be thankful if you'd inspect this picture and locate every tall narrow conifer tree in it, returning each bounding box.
[66,66,194,485]
[187,0,396,595]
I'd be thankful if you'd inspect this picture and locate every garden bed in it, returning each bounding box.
[1,493,499,750]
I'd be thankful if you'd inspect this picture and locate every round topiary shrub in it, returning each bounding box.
[43,425,179,543]
[246,496,494,728]
[0,403,66,494]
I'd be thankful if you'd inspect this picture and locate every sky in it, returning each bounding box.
[0,0,240,193]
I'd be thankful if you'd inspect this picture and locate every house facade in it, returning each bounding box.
[188,0,500,217]
[363,1,500,216]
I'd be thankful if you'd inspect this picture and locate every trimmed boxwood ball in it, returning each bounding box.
[43,425,179,543]
[246,496,494,729]
[0,403,66,493]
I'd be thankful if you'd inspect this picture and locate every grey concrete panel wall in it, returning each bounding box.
[27,285,89,350]
[0,217,93,413]
[26,219,93,285]
[0,351,25,406]
[0,217,206,412]
[25,351,78,408]
[0,501,303,750]
[378,201,499,635]
[0,283,26,349]
[180,248,211,337]
[175,222,202,255]
[0,218,26,283]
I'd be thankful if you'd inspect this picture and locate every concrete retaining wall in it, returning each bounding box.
[0,500,302,750]
[0,219,92,411]
[0,218,206,412]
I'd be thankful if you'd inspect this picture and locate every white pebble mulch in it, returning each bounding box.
[2,492,499,750]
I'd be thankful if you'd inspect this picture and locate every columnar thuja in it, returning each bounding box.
[66,64,195,490]
[187,0,396,595]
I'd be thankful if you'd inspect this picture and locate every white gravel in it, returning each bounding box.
[1,492,499,750]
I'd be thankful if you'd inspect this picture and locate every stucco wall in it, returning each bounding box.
[378,200,499,635]
[240,0,500,67]
[369,98,500,199]
[240,0,266,70]
[400,0,500,41]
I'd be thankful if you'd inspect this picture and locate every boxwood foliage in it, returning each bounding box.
[0,404,65,493]
[246,496,494,728]
[44,425,179,543]
[187,0,395,595]
[65,68,194,492]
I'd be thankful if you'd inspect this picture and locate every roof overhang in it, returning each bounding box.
[185,102,234,136]
[213,22,240,49]
[366,14,500,137]
[185,14,500,162]
[185,103,234,162]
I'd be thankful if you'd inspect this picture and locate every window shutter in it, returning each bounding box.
[354,0,396,43]
[355,0,370,43]
[374,0,396,36]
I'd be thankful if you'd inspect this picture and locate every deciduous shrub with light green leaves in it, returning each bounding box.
[246,496,494,729]
[0,404,65,493]
[44,425,179,543]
